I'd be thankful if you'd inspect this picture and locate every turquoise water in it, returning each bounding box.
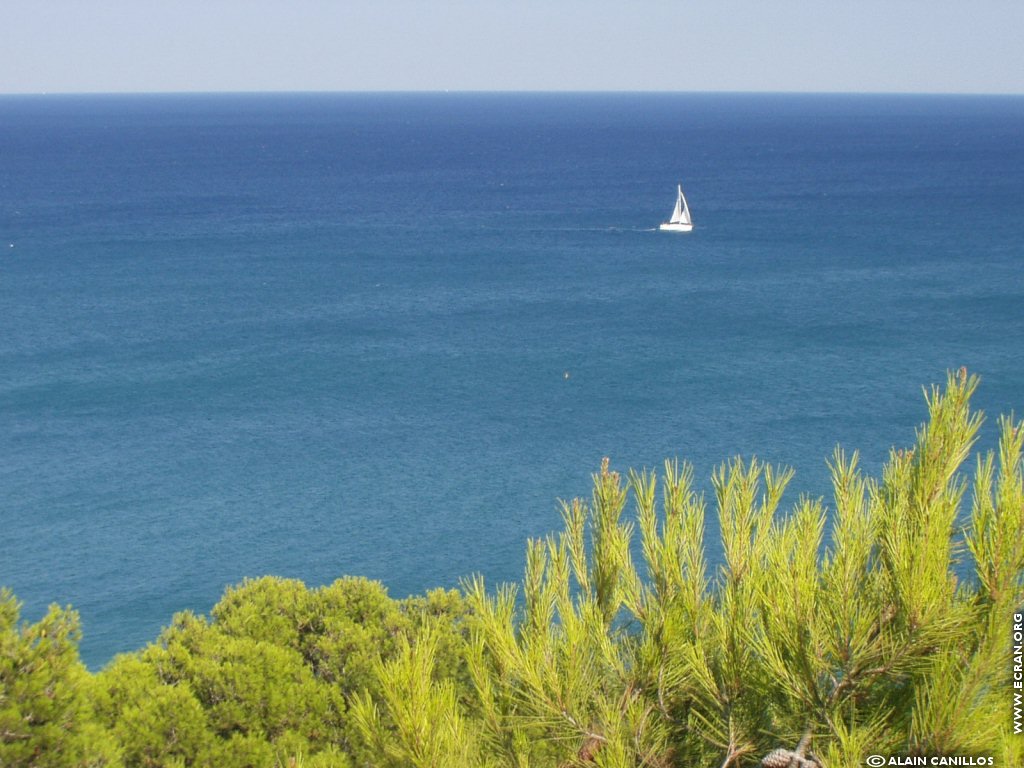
[1,93,1022,667]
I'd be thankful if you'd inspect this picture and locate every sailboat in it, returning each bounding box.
[659,184,694,232]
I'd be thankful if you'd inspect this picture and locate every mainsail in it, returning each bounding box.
[670,185,692,225]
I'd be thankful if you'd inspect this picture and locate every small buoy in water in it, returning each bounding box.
[563,371,570,380]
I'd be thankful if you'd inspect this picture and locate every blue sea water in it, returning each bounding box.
[1,93,1022,667]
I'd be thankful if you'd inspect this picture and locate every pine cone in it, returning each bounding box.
[578,735,602,762]
[762,749,796,768]
[558,735,603,766]
[761,748,820,768]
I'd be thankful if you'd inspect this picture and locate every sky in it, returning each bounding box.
[2,1,1023,95]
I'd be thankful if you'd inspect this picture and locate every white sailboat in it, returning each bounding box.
[659,184,694,232]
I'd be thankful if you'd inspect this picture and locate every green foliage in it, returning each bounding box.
[0,591,118,767]
[3,371,1022,767]
[358,370,1024,767]
[350,620,489,768]
[86,576,471,767]
[102,662,212,768]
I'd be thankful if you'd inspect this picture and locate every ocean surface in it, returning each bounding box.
[1,93,1022,667]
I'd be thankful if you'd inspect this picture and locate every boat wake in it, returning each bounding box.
[531,226,660,233]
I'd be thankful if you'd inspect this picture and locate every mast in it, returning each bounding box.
[677,185,692,225]
[670,186,684,223]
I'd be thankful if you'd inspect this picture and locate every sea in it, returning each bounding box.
[1,93,1022,668]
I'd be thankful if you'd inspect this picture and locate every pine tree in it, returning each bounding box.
[355,370,1024,767]
[0,591,118,767]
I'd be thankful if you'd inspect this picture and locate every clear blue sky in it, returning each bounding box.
[3,1,1023,94]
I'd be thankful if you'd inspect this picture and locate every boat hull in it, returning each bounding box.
[659,222,694,232]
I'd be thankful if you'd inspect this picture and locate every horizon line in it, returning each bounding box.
[2,88,1023,98]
